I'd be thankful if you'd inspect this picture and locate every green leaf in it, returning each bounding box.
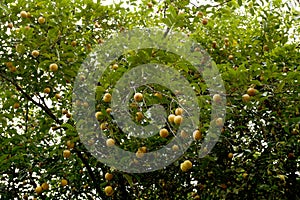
[61,123,76,131]
[123,174,134,187]
[238,0,243,6]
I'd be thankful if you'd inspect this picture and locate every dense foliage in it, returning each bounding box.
[0,0,299,199]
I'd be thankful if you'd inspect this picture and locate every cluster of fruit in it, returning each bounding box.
[34,178,68,196]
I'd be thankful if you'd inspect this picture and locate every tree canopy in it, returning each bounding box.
[0,0,299,199]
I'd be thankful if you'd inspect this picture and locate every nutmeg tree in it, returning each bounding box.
[0,0,299,199]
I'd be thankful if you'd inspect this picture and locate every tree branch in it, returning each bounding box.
[73,148,105,198]
[0,73,62,125]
